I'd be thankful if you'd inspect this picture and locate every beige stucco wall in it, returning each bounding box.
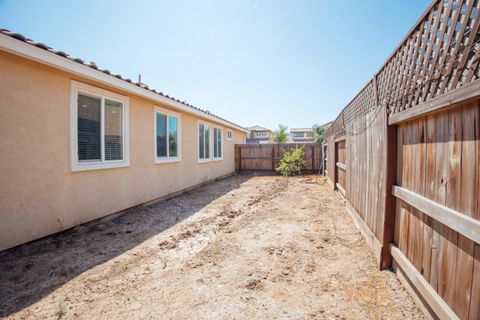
[0,51,245,251]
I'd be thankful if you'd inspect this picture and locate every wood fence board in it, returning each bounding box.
[321,1,480,316]
[452,102,476,319]
[470,245,480,320]
[468,100,480,320]
[439,109,460,307]
[235,143,322,172]
[423,115,436,282]
[391,101,480,319]
[391,245,461,320]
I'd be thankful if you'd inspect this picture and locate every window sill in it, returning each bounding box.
[213,157,224,161]
[72,160,129,172]
[155,157,182,164]
[198,158,212,163]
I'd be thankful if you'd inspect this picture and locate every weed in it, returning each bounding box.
[54,298,66,320]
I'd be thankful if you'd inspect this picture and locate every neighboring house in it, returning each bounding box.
[246,125,272,144]
[290,128,314,142]
[0,29,247,251]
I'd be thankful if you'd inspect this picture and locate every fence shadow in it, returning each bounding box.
[0,175,251,317]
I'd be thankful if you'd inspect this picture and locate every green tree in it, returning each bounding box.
[271,124,289,143]
[312,124,326,144]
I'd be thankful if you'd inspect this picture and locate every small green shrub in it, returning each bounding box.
[276,145,306,176]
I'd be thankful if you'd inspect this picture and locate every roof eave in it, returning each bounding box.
[0,33,248,133]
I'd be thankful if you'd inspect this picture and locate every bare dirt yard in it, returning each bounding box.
[0,175,423,319]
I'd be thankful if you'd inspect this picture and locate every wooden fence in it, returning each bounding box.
[235,143,322,172]
[323,1,480,319]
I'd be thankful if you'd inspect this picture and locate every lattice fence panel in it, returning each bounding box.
[325,0,480,139]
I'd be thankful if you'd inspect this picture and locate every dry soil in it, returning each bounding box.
[0,175,423,319]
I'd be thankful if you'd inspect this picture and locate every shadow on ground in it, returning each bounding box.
[0,175,251,317]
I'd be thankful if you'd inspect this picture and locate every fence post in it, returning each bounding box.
[311,146,315,170]
[334,141,338,190]
[238,146,242,172]
[271,144,275,172]
[380,105,397,269]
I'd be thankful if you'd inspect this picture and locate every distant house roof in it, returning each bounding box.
[247,125,271,131]
[0,29,247,132]
[290,128,313,132]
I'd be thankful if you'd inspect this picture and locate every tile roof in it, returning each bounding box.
[247,125,271,131]
[0,28,246,130]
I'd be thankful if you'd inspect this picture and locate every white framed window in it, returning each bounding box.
[213,126,223,160]
[198,120,211,162]
[227,130,233,141]
[70,81,129,172]
[154,106,181,163]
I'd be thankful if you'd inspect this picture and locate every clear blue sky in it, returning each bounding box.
[0,0,430,129]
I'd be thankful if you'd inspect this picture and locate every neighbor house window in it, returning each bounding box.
[155,106,181,163]
[255,131,267,137]
[198,121,210,161]
[293,132,305,137]
[227,130,233,140]
[213,127,223,159]
[71,81,129,171]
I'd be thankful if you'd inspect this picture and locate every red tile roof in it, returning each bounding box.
[0,29,245,130]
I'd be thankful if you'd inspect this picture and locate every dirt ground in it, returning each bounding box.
[0,175,423,319]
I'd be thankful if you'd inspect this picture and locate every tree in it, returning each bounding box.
[312,124,326,144]
[271,124,289,143]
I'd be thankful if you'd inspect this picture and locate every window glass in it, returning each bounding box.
[78,94,101,161]
[168,116,178,157]
[199,124,205,159]
[205,125,210,159]
[156,113,167,157]
[104,99,123,161]
[214,128,222,158]
[218,129,222,157]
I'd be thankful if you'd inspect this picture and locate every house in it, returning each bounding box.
[0,29,247,251]
[290,128,314,142]
[246,125,272,144]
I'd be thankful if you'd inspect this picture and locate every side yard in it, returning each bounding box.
[0,175,423,319]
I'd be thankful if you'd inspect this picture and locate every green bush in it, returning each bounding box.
[276,145,306,176]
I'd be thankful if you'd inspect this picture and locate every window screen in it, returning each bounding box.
[168,116,178,157]
[104,99,123,161]
[78,94,101,161]
[199,124,205,159]
[156,113,167,157]
[204,125,210,159]
[214,128,222,158]
[199,123,210,159]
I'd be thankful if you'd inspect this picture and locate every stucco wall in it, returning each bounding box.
[0,51,245,251]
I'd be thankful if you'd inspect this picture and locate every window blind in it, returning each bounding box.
[77,94,101,161]
[104,99,123,161]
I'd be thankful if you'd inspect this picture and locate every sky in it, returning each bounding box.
[0,0,430,130]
